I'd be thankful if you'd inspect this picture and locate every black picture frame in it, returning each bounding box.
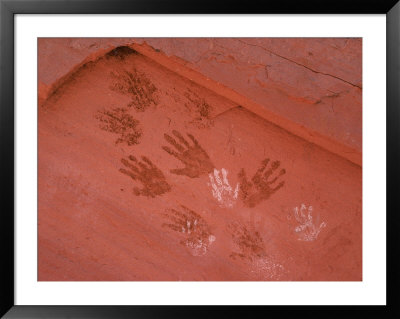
[1,0,398,318]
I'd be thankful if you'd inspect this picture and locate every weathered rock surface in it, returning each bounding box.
[38,39,362,281]
[39,38,362,153]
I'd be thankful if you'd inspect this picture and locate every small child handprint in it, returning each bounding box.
[208,168,239,208]
[293,204,326,241]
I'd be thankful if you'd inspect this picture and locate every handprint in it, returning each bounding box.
[208,168,239,208]
[109,69,158,112]
[238,158,286,208]
[119,155,171,197]
[228,222,286,279]
[228,222,266,261]
[95,107,142,146]
[162,130,214,178]
[162,205,216,256]
[293,204,326,241]
[183,89,214,129]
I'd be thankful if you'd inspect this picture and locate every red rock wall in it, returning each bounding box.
[39,38,362,154]
[38,39,362,281]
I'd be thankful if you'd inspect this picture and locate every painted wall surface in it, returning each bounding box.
[38,39,362,281]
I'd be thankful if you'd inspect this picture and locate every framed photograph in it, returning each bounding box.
[1,0,398,318]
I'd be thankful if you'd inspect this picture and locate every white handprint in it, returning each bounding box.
[293,204,326,241]
[208,168,239,208]
[162,205,216,257]
[181,218,216,256]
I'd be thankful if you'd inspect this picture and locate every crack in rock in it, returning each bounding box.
[237,39,362,89]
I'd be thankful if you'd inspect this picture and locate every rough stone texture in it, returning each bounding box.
[38,38,362,153]
[38,39,362,281]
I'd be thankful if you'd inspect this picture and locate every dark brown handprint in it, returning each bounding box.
[162,205,216,256]
[238,158,286,208]
[109,69,158,112]
[162,130,214,178]
[228,222,266,262]
[95,107,142,146]
[228,222,286,279]
[119,155,171,197]
[183,89,214,129]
